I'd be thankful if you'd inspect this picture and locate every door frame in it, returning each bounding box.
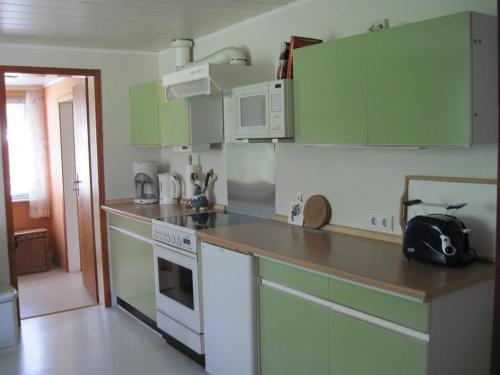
[0,65,112,308]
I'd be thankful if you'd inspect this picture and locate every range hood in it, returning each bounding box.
[162,63,270,101]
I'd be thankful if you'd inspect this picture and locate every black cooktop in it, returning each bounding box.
[155,211,266,231]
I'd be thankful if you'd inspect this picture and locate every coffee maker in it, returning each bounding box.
[133,162,159,204]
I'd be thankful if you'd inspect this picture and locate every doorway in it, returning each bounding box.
[0,67,110,320]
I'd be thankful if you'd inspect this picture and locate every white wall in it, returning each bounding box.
[159,0,497,232]
[0,44,160,284]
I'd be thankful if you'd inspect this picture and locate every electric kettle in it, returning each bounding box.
[158,173,180,205]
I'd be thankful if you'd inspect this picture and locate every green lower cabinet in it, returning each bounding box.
[329,310,427,375]
[260,285,329,375]
[110,226,156,321]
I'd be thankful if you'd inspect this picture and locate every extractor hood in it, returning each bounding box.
[162,63,270,101]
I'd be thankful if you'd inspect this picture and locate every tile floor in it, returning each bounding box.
[0,305,206,375]
[17,266,96,319]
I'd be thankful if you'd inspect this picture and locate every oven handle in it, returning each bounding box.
[153,241,197,260]
[110,225,152,244]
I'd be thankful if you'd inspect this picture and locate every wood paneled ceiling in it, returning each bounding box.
[0,0,295,52]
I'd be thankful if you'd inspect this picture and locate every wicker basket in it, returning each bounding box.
[15,228,49,275]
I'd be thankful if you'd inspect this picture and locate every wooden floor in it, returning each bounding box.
[17,265,96,319]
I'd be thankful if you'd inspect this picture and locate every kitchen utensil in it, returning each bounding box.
[185,154,201,200]
[191,173,209,211]
[204,169,213,193]
[303,195,331,229]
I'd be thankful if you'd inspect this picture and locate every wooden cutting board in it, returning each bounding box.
[303,195,331,229]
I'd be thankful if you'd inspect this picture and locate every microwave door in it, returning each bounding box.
[235,92,270,139]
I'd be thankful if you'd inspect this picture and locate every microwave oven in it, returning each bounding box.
[233,79,294,139]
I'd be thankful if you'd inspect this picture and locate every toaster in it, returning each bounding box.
[403,214,476,267]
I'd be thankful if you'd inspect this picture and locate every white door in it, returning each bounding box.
[58,101,81,272]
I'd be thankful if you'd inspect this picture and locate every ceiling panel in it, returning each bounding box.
[0,0,296,51]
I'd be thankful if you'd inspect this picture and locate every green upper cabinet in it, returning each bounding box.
[294,34,368,145]
[160,99,190,146]
[129,81,162,146]
[293,12,496,146]
[130,80,223,147]
[366,12,472,145]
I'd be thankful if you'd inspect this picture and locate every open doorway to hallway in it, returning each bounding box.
[2,71,101,319]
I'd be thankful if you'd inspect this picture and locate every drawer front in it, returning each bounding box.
[109,214,152,239]
[329,278,429,333]
[259,258,329,299]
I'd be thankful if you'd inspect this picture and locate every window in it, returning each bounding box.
[6,100,33,200]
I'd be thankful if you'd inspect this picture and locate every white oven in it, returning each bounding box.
[233,79,294,139]
[152,224,204,354]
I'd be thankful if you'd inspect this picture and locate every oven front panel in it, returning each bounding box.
[153,244,202,333]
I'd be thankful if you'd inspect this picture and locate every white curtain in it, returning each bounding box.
[25,90,50,218]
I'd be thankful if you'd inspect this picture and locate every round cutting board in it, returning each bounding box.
[303,195,331,229]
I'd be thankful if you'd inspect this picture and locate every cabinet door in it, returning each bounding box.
[260,285,329,375]
[366,12,472,145]
[129,81,161,146]
[294,34,368,144]
[110,228,156,321]
[330,310,427,375]
[160,98,190,146]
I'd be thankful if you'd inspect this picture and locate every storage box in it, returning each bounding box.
[0,283,19,349]
[15,228,49,275]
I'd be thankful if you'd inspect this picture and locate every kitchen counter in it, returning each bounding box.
[101,200,223,223]
[197,221,494,301]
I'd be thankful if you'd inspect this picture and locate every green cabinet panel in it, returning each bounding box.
[129,81,162,146]
[366,12,472,145]
[260,285,329,375]
[329,278,429,332]
[294,34,368,144]
[109,222,155,321]
[330,310,427,375]
[259,258,329,299]
[160,98,190,146]
[109,214,152,239]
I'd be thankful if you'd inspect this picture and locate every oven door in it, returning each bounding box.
[153,243,201,333]
[234,82,270,139]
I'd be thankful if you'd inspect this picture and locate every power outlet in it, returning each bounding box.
[368,214,394,232]
[368,18,389,32]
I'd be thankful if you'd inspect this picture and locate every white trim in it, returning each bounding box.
[0,41,160,55]
[256,254,424,303]
[262,279,430,343]
[109,224,152,245]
